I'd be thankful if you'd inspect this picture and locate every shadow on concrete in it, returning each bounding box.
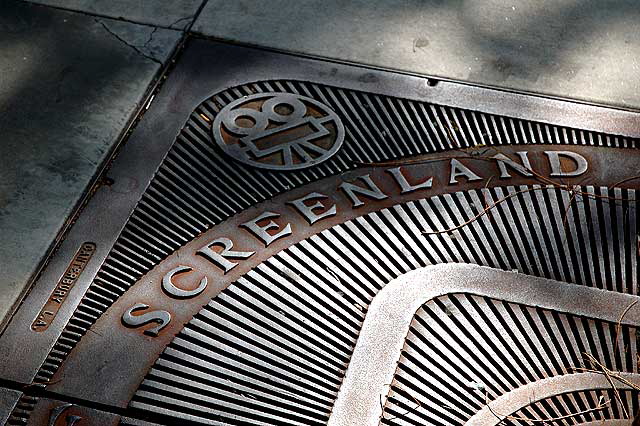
[0,0,179,322]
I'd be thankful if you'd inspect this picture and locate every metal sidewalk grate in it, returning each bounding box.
[2,40,640,425]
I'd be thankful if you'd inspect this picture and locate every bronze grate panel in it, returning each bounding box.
[1,40,639,425]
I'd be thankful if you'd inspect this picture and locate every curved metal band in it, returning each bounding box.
[468,372,640,425]
[328,264,640,426]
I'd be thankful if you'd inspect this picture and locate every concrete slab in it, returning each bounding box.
[0,1,181,324]
[194,0,640,110]
[21,0,205,29]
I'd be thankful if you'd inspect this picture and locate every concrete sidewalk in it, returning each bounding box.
[1,0,639,324]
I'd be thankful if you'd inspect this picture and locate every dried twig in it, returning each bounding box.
[359,153,636,236]
[422,186,549,235]
[380,384,422,422]
[326,267,341,284]
[614,300,638,355]
[482,176,495,219]
[483,300,640,424]
[484,391,609,423]
[562,186,580,229]
[360,152,638,203]
[609,175,640,189]
[583,352,629,418]
[571,366,640,393]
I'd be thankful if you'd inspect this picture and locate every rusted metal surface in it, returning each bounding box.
[18,397,163,426]
[50,144,640,409]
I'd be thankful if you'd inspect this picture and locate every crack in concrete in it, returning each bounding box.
[21,0,167,29]
[95,19,162,65]
[168,15,194,30]
[143,26,158,49]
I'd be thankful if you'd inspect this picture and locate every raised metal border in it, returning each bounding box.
[468,373,640,425]
[328,264,640,426]
[1,37,639,387]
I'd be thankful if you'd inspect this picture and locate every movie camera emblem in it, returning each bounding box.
[212,92,345,170]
